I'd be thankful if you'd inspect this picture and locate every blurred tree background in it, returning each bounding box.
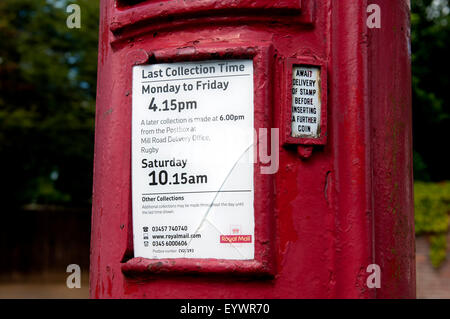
[0,0,448,206]
[411,0,450,181]
[0,0,99,208]
[412,0,450,269]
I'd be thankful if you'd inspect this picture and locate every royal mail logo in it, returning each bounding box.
[220,235,252,243]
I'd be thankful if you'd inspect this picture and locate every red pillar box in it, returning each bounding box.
[91,0,415,298]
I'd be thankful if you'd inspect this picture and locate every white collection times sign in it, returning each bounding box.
[132,60,255,260]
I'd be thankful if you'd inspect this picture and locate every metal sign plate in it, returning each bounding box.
[132,60,255,260]
[291,65,321,138]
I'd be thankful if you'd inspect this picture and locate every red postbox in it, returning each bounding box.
[90,0,415,298]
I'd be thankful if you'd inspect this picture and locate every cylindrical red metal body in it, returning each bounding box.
[90,0,414,298]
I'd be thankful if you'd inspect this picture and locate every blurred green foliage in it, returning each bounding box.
[414,181,450,267]
[0,0,99,207]
[412,0,450,269]
[411,0,450,181]
[415,182,450,234]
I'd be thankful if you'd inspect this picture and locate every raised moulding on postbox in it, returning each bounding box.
[109,0,315,44]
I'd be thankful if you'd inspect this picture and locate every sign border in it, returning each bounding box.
[282,57,328,146]
[121,43,276,278]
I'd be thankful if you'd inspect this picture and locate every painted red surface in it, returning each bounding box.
[90,0,415,298]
